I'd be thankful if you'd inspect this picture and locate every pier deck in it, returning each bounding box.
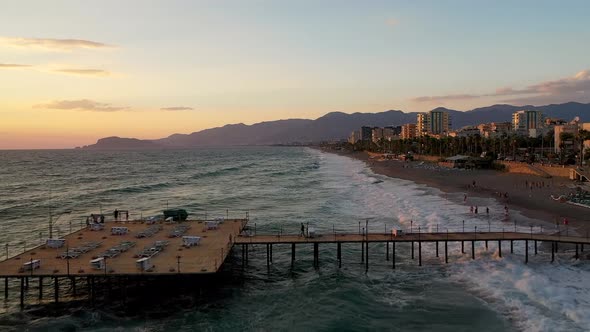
[235,232,590,245]
[0,219,247,278]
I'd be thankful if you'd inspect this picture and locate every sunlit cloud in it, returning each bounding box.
[34,99,128,112]
[0,37,113,51]
[0,63,31,68]
[160,106,194,111]
[385,18,398,27]
[411,69,590,105]
[53,68,110,77]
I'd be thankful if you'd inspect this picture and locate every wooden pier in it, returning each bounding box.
[2,218,589,309]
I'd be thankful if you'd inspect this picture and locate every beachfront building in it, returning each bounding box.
[554,122,579,153]
[416,110,451,136]
[512,110,545,137]
[383,126,402,141]
[452,126,481,137]
[361,126,373,142]
[401,123,417,139]
[372,127,384,143]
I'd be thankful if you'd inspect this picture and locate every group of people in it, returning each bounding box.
[85,214,104,225]
[468,205,490,215]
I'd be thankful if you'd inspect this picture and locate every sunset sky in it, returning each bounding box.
[1,0,590,149]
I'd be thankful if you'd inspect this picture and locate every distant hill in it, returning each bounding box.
[82,102,590,149]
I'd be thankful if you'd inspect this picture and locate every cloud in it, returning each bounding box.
[411,69,590,105]
[0,37,113,51]
[385,18,398,27]
[160,106,194,111]
[410,94,479,103]
[53,68,110,77]
[0,63,31,68]
[34,99,127,112]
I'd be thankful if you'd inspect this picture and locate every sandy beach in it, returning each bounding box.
[326,149,590,237]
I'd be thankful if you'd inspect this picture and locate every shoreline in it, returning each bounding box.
[322,149,590,237]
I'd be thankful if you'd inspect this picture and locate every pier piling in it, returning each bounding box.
[525,240,528,264]
[292,243,296,266]
[266,244,270,267]
[38,277,43,300]
[392,242,396,269]
[551,242,555,262]
[498,240,502,257]
[534,240,537,255]
[20,277,24,309]
[313,243,319,268]
[365,242,369,272]
[337,242,341,268]
[471,241,475,260]
[386,242,389,261]
[461,241,464,254]
[270,244,273,263]
[54,277,59,303]
[510,240,514,254]
[444,241,448,263]
[485,240,488,250]
[411,241,414,259]
[4,277,7,299]
[575,244,579,259]
[71,277,76,297]
[361,241,364,263]
[435,241,439,258]
[418,241,422,266]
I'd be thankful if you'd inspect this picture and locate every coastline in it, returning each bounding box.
[322,149,590,236]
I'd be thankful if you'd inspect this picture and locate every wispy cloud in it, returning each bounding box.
[0,63,31,68]
[385,18,398,27]
[160,106,194,111]
[411,69,590,105]
[34,99,127,112]
[53,68,110,77]
[0,37,113,51]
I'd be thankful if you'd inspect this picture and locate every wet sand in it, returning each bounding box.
[325,149,590,237]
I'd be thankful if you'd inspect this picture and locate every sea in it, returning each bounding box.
[0,147,588,331]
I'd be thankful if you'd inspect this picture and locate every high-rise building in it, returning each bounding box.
[348,130,361,144]
[361,126,373,142]
[372,127,384,143]
[401,123,417,139]
[416,110,451,136]
[429,109,451,135]
[512,110,544,134]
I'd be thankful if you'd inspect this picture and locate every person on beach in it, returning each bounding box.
[300,223,305,237]
[470,206,474,213]
[486,207,489,215]
[114,209,119,221]
[475,206,478,214]
[464,194,467,202]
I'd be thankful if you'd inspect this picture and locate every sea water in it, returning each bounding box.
[0,147,588,331]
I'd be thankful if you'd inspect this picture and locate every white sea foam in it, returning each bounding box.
[318,151,590,331]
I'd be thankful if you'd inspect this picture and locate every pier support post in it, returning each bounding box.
[245,244,249,265]
[525,240,528,264]
[361,241,364,263]
[534,240,538,255]
[582,244,584,252]
[270,244,273,263]
[485,240,488,250]
[575,244,579,259]
[392,242,396,269]
[266,244,270,268]
[510,240,514,254]
[471,240,475,260]
[314,243,319,268]
[418,241,422,266]
[411,241,414,259]
[242,244,245,268]
[436,241,439,258]
[54,277,59,303]
[498,241,502,258]
[20,278,24,309]
[38,277,43,300]
[444,241,448,264]
[337,242,341,268]
[365,242,369,273]
[292,243,296,266]
[551,242,555,262]
[71,277,76,297]
[90,276,95,306]
[461,241,464,254]
[25,277,29,290]
[4,277,8,299]
[386,242,389,261]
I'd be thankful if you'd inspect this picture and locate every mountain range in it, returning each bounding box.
[81,102,590,149]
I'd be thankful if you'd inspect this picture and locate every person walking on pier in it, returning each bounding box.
[300,223,305,237]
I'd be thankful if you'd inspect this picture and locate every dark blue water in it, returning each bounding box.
[0,147,587,331]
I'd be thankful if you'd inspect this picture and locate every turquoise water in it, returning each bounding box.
[0,147,588,331]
